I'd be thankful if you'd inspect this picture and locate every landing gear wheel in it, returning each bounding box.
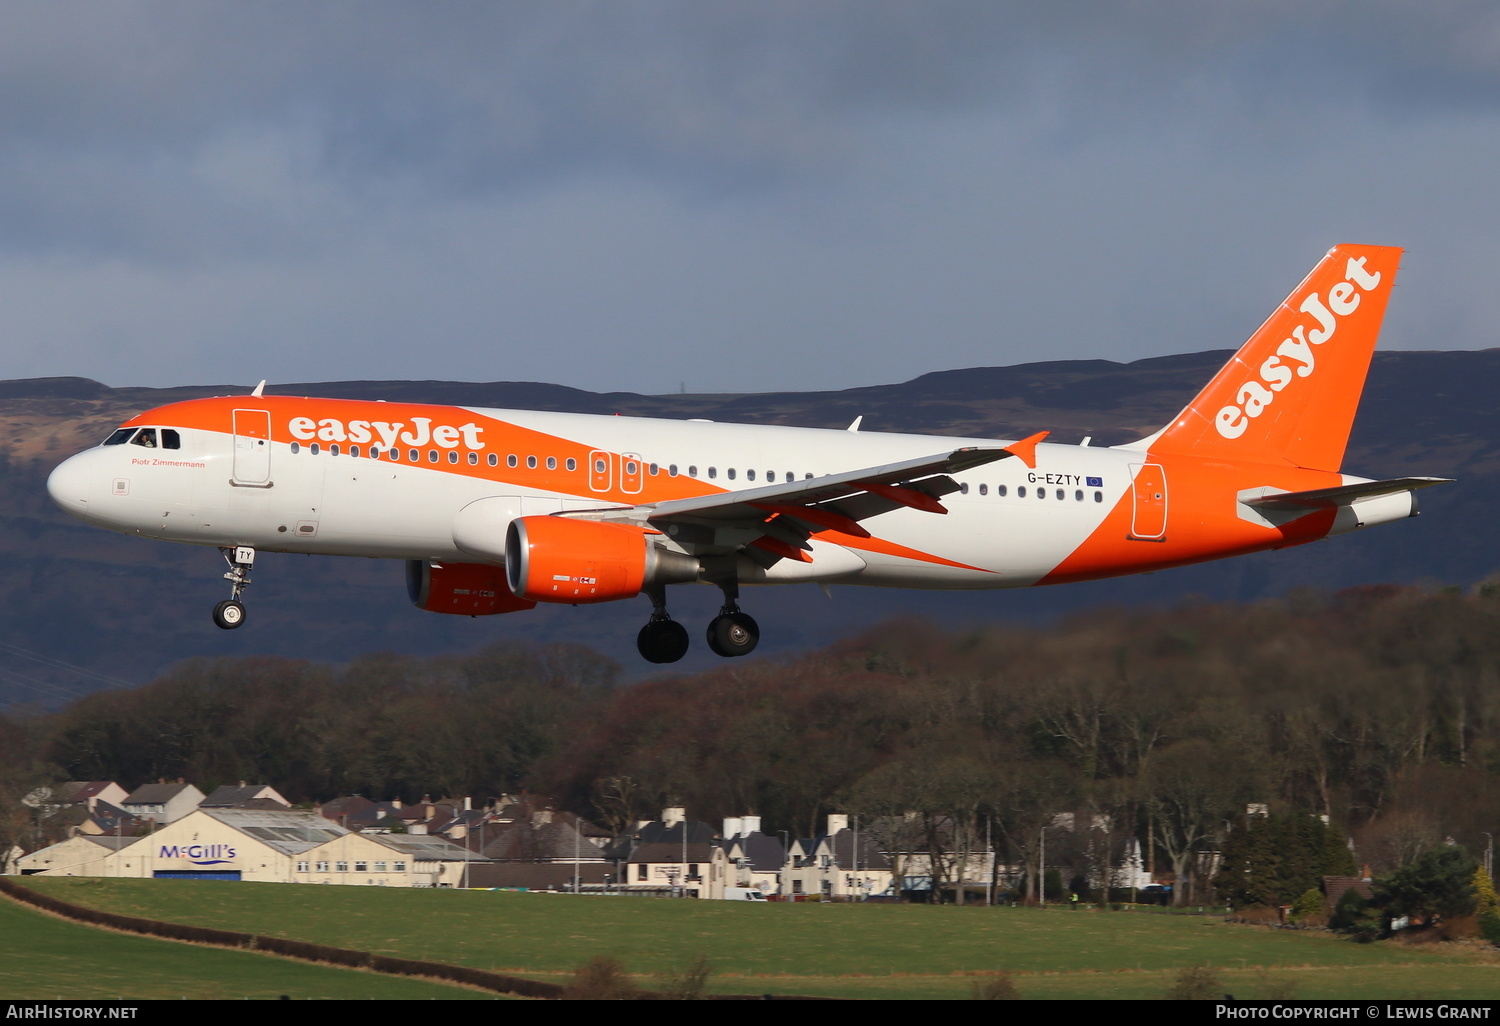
[707,611,759,658]
[637,619,690,664]
[212,599,247,630]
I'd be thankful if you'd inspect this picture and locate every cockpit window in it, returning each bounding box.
[161,429,181,450]
[103,428,135,446]
[130,429,158,448]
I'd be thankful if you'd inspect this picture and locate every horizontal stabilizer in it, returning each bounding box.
[1240,477,1452,512]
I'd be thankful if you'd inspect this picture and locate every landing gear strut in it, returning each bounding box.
[636,586,689,664]
[214,545,254,630]
[706,579,759,658]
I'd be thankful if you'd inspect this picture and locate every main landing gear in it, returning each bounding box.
[213,545,254,630]
[634,582,760,664]
[637,587,690,664]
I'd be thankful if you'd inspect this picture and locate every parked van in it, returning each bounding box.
[723,887,768,901]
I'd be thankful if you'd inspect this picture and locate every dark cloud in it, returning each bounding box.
[0,3,1495,390]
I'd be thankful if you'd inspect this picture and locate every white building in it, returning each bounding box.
[18,807,482,887]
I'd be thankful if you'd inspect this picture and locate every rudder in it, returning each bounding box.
[1145,244,1402,472]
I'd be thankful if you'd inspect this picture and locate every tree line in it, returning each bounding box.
[6,583,1500,906]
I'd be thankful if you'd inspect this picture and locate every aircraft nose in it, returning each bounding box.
[47,452,96,518]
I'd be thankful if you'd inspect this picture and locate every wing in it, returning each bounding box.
[562,433,1047,567]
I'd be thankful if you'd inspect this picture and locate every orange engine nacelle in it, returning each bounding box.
[407,560,538,616]
[505,516,699,604]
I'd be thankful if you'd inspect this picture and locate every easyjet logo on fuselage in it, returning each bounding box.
[1214,256,1383,440]
[287,416,487,450]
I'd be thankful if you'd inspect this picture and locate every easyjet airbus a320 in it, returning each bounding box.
[48,245,1448,663]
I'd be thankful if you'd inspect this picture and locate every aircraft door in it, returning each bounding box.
[1129,463,1167,540]
[621,453,644,494]
[588,450,612,493]
[231,409,272,487]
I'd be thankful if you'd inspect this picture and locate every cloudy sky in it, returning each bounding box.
[1,1,1497,394]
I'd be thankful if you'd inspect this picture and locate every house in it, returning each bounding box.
[609,807,728,898]
[55,781,129,813]
[782,815,894,898]
[721,815,786,895]
[121,781,205,825]
[200,783,291,809]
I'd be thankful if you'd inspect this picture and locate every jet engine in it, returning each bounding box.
[505,516,699,604]
[407,560,537,616]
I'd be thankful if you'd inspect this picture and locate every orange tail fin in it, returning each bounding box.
[1144,244,1402,472]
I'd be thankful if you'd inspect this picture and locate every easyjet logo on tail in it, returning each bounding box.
[1214,257,1382,440]
[288,416,487,450]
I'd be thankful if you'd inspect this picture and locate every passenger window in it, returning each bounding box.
[688,466,698,478]
[959,482,969,495]
[546,456,556,470]
[507,454,518,468]
[447,451,458,464]
[706,467,715,479]
[350,445,360,458]
[1018,486,1026,497]
[409,448,419,462]
[668,464,678,477]
[310,443,320,455]
[1094,491,1103,502]
[648,463,658,475]
[1075,489,1083,501]
[103,428,135,445]
[978,483,987,496]
[469,452,479,465]
[997,484,1007,497]
[593,458,604,473]
[1037,488,1045,499]
[428,450,439,463]
[746,469,755,481]
[130,428,158,448]
[1055,488,1064,500]
[566,458,577,471]
[487,453,497,466]
[727,468,736,480]
[161,429,181,450]
[528,455,538,469]
[330,444,340,456]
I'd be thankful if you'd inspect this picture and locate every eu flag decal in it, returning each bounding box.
[1086,477,1103,487]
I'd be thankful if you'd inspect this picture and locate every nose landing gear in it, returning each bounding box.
[213,546,254,630]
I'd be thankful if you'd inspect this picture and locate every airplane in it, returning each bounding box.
[46,244,1449,664]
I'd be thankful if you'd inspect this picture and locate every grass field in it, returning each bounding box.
[14,877,1500,999]
[0,893,490,1000]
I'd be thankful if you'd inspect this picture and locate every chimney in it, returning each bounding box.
[662,807,684,828]
[723,818,743,839]
[741,815,762,835]
[827,813,849,835]
[464,796,472,811]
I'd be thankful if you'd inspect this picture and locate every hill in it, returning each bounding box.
[0,349,1491,705]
